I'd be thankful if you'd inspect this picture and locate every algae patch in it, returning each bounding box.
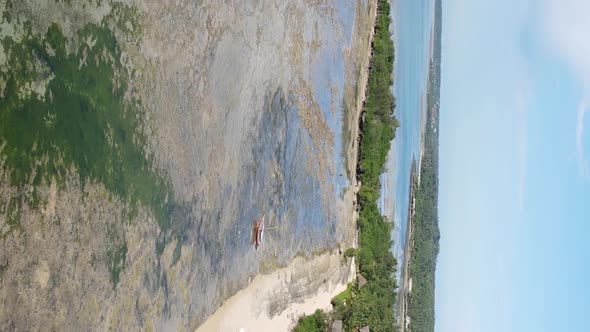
[0,11,175,286]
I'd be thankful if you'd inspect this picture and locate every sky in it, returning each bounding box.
[437,0,590,331]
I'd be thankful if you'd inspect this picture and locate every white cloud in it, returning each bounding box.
[543,0,590,178]
[543,0,590,85]
[576,100,589,178]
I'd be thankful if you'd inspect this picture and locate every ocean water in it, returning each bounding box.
[379,0,435,286]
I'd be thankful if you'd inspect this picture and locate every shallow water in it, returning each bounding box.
[311,0,357,199]
[379,0,435,287]
[203,0,368,297]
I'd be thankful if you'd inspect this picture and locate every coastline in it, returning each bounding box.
[194,1,379,330]
[195,250,355,332]
[398,21,434,330]
[397,160,418,332]
[401,0,443,327]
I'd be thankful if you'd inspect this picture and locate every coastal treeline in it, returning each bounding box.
[406,0,442,331]
[293,0,399,330]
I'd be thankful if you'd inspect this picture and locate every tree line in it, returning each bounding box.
[406,0,442,331]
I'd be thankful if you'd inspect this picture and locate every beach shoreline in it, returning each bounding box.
[195,250,355,332]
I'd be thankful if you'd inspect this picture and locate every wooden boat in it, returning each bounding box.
[254,216,265,250]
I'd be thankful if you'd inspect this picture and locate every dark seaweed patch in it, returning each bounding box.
[0,17,178,285]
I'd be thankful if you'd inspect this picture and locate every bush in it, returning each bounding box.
[293,310,329,332]
[343,248,358,258]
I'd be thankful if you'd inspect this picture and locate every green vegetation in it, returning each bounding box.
[343,248,357,258]
[0,19,169,218]
[0,259,7,281]
[0,8,180,286]
[294,0,399,330]
[406,1,442,331]
[332,285,352,308]
[293,310,329,332]
[107,242,128,288]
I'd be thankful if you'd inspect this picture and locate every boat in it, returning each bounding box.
[254,216,265,250]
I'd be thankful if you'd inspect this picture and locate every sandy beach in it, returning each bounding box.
[196,250,355,332]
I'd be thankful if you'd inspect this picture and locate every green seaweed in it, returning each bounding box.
[107,241,128,288]
[0,12,177,286]
[7,197,21,229]
[2,0,13,24]
[171,235,182,267]
[0,261,6,280]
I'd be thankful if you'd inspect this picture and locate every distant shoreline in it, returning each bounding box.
[404,0,443,329]
[397,159,418,332]
[397,8,437,328]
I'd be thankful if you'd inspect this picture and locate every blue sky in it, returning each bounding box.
[437,0,590,331]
